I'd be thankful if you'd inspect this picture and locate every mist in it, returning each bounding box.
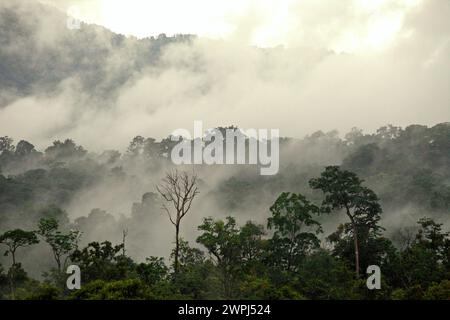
[0,0,449,280]
[0,0,449,151]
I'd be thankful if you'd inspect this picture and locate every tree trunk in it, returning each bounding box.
[353,224,360,277]
[10,250,16,300]
[346,206,360,278]
[174,223,180,274]
[122,229,128,257]
[53,250,61,274]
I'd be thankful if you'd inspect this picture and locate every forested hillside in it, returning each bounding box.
[0,123,449,300]
[0,0,449,301]
[0,1,194,107]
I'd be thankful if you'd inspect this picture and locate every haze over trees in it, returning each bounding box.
[157,170,199,274]
[0,0,449,301]
[0,123,449,300]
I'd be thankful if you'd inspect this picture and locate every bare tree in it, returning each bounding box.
[122,228,128,257]
[156,169,199,273]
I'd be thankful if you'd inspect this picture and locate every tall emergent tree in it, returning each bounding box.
[309,166,382,276]
[157,169,199,274]
[0,229,39,299]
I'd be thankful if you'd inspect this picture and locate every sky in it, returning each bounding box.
[0,0,448,151]
[42,0,424,52]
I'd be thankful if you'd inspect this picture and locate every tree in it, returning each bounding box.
[296,250,355,299]
[15,140,36,157]
[196,217,265,298]
[169,239,210,299]
[342,143,380,172]
[0,136,14,154]
[37,217,81,273]
[344,127,364,146]
[424,280,450,300]
[127,136,146,156]
[143,138,162,159]
[0,264,8,299]
[136,257,169,285]
[197,216,242,298]
[70,241,129,283]
[376,125,402,140]
[328,223,397,287]
[69,279,151,300]
[268,192,322,272]
[44,139,87,161]
[156,169,199,274]
[396,218,450,289]
[239,221,266,273]
[23,283,61,300]
[415,218,449,261]
[309,166,382,276]
[0,136,15,170]
[0,229,39,299]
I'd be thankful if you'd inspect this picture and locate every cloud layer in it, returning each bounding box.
[0,0,448,152]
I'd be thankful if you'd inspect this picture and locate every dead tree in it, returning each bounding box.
[122,229,128,257]
[156,169,199,273]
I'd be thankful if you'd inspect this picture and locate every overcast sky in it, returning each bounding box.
[41,0,427,51]
[0,0,448,150]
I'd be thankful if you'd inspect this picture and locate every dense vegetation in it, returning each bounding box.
[0,123,449,300]
[0,1,195,107]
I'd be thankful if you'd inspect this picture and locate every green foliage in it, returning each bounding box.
[0,229,39,264]
[3,263,30,299]
[239,275,305,300]
[0,196,448,300]
[1,127,450,300]
[0,264,8,299]
[69,278,187,300]
[393,218,449,289]
[45,139,87,162]
[136,257,168,285]
[70,241,131,283]
[390,285,424,300]
[310,166,383,276]
[1,3,448,300]
[37,217,81,273]
[343,143,380,172]
[22,283,61,300]
[197,216,243,298]
[268,192,322,272]
[296,250,355,300]
[343,123,450,211]
[424,280,450,300]
[169,239,215,299]
[328,224,397,276]
[238,222,267,274]
[0,136,15,154]
[71,279,150,300]
[309,166,382,231]
[197,217,266,298]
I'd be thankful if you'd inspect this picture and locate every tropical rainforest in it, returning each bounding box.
[0,122,449,300]
[0,0,449,300]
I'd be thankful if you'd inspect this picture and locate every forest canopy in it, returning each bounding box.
[0,123,449,300]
